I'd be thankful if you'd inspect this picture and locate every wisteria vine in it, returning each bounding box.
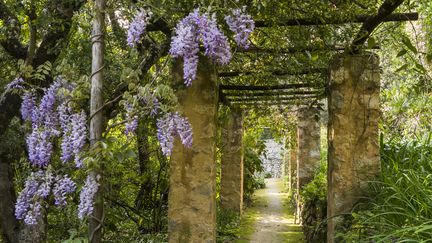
[7,5,255,227]
[7,77,98,224]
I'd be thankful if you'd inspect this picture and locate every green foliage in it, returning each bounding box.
[243,129,266,203]
[216,209,241,243]
[341,134,432,242]
[300,160,327,243]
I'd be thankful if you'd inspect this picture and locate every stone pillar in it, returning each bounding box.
[290,130,298,191]
[297,107,321,189]
[296,107,321,224]
[168,56,218,243]
[283,145,291,192]
[327,53,380,243]
[290,128,300,223]
[220,108,244,214]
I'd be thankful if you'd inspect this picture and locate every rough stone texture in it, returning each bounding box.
[220,109,244,214]
[290,131,298,192]
[296,107,320,225]
[327,53,380,243]
[168,57,218,243]
[283,146,291,192]
[260,139,284,178]
[297,107,321,189]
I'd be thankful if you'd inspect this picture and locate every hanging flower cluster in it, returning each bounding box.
[156,112,193,156]
[169,9,232,86]
[21,78,86,168]
[78,174,100,220]
[123,93,160,136]
[14,77,95,224]
[127,9,153,47]
[124,102,139,136]
[4,77,24,91]
[224,6,255,49]
[15,171,75,225]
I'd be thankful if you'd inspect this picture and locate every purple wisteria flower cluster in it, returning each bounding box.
[78,174,100,220]
[156,112,193,156]
[224,6,255,49]
[170,9,232,86]
[21,78,87,168]
[15,171,76,225]
[127,9,153,47]
[123,93,160,136]
[4,77,24,91]
[15,77,92,224]
[124,102,138,136]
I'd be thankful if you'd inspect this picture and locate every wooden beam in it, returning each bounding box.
[350,0,405,53]
[255,12,417,27]
[220,83,321,91]
[223,90,323,97]
[238,45,380,54]
[218,68,326,78]
[226,94,322,102]
[228,100,320,107]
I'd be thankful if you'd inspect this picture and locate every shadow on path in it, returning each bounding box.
[236,178,304,243]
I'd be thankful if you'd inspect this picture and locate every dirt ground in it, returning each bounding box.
[236,178,304,243]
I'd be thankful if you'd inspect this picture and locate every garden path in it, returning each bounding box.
[236,178,304,242]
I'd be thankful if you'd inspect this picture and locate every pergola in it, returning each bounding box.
[166,1,418,242]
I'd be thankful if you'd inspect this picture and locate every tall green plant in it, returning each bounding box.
[341,134,432,242]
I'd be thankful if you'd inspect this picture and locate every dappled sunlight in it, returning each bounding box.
[240,178,305,243]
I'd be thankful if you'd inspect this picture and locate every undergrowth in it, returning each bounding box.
[341,134,432,242]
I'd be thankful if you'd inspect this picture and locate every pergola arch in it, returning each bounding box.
[167,1,418,242]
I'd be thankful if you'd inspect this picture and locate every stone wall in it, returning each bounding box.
[168,57,218,243]
[260,139,284,178]
[327,53,380,242]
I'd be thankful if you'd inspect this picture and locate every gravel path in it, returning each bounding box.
[248,178,304,243]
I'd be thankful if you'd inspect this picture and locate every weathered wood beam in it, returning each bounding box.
[218,68,326,78]
[255,12,417,27]
[226,94,322,102]
[228,100,320,107]
[350,0,406,53]
[238,45,380,54]
[223,90,322,97]
[220,83,321,91]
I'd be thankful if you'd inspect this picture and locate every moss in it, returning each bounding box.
[235,207,260,242]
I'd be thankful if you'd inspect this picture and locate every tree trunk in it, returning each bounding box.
[89,0,106,242]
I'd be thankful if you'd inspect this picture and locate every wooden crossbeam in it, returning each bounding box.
[238,45,380,54]
[255,12,417,27]
[228,99,320,107]
[351,0,406,53]
[223,90,322,97]
[226,94,322,102]
[220,83,321,91]
[218,68,326,78]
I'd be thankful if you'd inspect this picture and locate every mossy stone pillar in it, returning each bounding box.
[297,107,321,189]
[290,129,298,191]
[168,57,218,243]
[283,145,291,192]
[296,107,321,224]
[327,53,380,242]
[220,108,244,214]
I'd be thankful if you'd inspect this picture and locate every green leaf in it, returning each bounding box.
[414,62,427,74]
[426,53,432,63]
[396,49,407,57]
[367,37,376,49]
[402,36,417,54]
[395,64,408,72]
